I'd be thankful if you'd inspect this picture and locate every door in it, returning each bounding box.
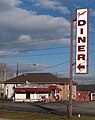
[26,93,30,99]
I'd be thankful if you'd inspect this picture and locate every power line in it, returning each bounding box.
[0,51,69,58]
[0,36,68,47]
[36,60,70,71]
[34,36,67,63]
[0,34,95,48]
[13,46,70,53]
[1,41,95,52]
[0,47,95,58]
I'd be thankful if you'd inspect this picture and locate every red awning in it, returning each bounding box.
[14,87,51,92]
[14,85,61,93]
[49,85,62,91]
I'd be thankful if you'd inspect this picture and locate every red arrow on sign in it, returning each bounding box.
[77,64,85,71]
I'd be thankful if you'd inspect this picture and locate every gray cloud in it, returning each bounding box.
[0,0,70,58]
[0,0,21,11]
[32,0,70,14]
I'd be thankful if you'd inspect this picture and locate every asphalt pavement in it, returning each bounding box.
[0,99,95,116]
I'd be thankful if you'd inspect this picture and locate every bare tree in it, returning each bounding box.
[0,63,13,82]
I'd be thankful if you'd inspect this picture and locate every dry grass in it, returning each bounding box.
[0,110,95,120]
[0,110,64,120]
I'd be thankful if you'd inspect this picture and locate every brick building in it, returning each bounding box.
[3,73,76,101]
[76,85,95,101]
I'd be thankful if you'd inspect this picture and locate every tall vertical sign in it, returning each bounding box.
[76,8,88,74]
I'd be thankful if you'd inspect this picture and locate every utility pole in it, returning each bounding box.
[68,10,75,119]
[16,63,19,86]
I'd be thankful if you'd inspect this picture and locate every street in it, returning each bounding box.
[0,100,95,116]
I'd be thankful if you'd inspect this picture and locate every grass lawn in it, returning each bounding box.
[0,110,95,120]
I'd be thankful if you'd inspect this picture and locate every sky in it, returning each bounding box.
[0,0,95,84]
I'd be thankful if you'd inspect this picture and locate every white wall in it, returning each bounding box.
[30,93,49,101]
[6,84,14,99]
[15,93,26,100]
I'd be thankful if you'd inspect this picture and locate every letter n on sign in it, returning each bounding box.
[76,8,89,74]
